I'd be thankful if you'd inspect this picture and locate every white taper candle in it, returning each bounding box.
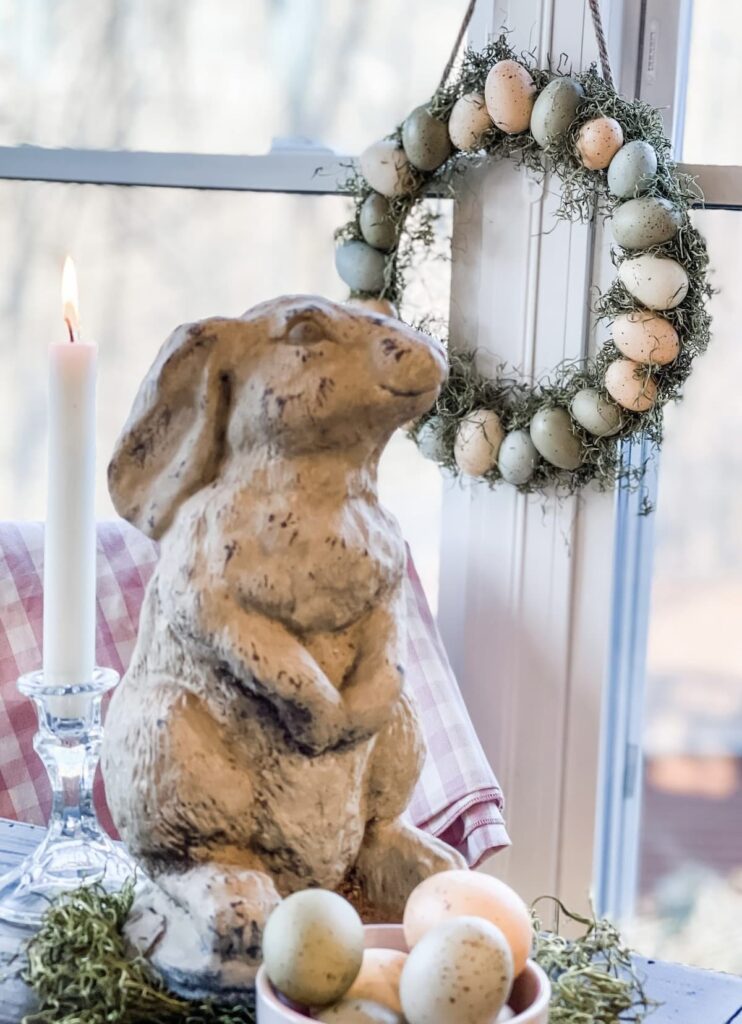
[43,257,97,701]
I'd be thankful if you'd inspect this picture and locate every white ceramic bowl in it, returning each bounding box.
[256,923,551,1023]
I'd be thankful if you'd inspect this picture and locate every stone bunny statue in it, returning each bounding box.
[102,295,465,999]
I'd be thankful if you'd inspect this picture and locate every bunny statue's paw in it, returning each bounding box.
[126,865,280,1001]
[353,819,467,920]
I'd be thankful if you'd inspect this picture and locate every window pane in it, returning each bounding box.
[681,0,742,164]
[0,180,449,606]
[630,210,742,970]
[0,0,461,154]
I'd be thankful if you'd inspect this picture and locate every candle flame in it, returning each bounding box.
[61,255,79,342]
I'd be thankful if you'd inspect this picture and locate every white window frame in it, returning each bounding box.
[1,0,740,926]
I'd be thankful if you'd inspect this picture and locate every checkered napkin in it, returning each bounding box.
[0,520,509,865]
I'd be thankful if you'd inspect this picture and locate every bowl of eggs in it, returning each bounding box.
[256,870,551,1024]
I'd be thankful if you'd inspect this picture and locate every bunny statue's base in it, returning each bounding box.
[102,296,466,999]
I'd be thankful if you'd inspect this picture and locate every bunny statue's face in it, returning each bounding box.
[108,296,447,538]
[225,297,448,456]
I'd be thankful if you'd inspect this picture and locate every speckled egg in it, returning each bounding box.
[497,429,539,485]
[448,92,494,151]
[346,297,398,318]
[454,409,505,476]
[345,949,407,1014]
[485,59,536,134]
[576,117,624,170]
[402,105,452,171]
[416,416,448,462]
[612,310,679,365]
[530,77,585,147]
[604,358,657,412]
[607,140,658,198]
[359,140,413,198]
[403,869,533,977]
[359,194,397,251]
[335,241,386,293]
[529,407,583,470]
[570,388,623,437]
[317,998,403,1024]
[618,254,689,310]
[612,196,682,250]
[262,890,364,1006]
[400,917,514,1024]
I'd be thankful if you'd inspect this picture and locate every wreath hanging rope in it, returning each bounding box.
[333,25,712,496]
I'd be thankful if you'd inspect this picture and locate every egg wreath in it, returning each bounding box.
[334,34,712,496]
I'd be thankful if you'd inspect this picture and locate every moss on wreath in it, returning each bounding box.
[336,34,713,496]
[19,883,654,1024]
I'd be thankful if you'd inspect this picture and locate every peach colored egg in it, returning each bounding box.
[484,60,536,134]
[345,949,407,1014]
[347,297,399,318]
[576,117,624,170]
[403,869,532,977]
[448,92,494,151]
[612,311,680,365]
[604,358,657,412]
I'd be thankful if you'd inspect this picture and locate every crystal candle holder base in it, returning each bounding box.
[0,668,136,929]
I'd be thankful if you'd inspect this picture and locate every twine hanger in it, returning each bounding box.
[438,0,616,92]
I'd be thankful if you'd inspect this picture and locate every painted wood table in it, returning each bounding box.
[0,819,739,1023]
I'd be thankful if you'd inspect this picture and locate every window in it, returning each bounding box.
[0,0,456,607]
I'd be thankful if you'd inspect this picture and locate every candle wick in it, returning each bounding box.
[65,318,77,344]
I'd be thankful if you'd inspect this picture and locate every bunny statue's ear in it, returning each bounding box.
[108,318,232,539]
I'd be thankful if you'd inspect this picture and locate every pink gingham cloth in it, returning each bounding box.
[0,521,509,866]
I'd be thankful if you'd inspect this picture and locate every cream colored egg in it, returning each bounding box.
[346,297,399,318]
[359,140,413,198]
[612,311,679,365]
[262,890,364,1006]
[618,255,689,310]
[530,77,585,148]
[570,388,623,437]
[576,117,624,170]
[604,358,657,412]
[403,869,532,977]
[400,917,514,1024]
[345,949,407,1014]
[497,1009,515,1022]
[529,407,583,471]
[448,92,494,151]
[497,429,538,486]
[454,409,505,476]
[611,196,682,250]
[485,59,536,134]
[317,998,403,1024]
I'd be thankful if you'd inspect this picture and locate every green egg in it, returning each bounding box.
[402,106,452,172]
[530,77,585,147]
[359,194,397,252]
[529,407,583,470]
[611,196,682,250]
[607,140,658,198]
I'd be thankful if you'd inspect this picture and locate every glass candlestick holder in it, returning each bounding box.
[0,667,136,928]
